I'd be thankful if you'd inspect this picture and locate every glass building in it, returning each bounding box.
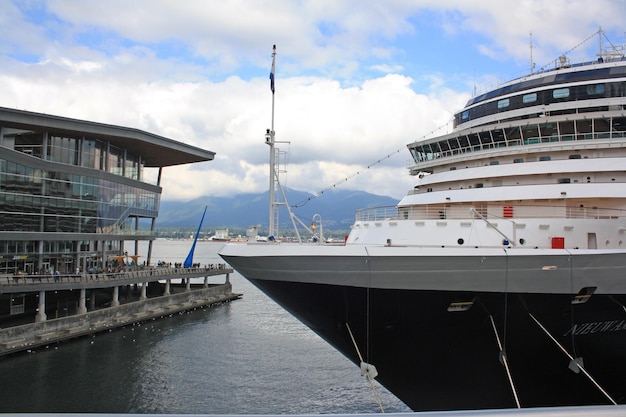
[0,107,215,276]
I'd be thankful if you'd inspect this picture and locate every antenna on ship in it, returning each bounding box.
[529,32,535,74]
[595,26,625,61]
[265,45,303,243]
[598,26,604,59]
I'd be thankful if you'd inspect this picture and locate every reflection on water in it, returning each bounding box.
[0,241,410,414]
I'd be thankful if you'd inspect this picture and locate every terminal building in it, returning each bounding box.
[0,106,214,276]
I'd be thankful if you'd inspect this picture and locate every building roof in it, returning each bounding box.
[0,107,215,167]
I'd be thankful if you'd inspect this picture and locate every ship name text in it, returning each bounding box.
[564,320,626,336]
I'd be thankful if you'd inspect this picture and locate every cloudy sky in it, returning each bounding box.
[1,1,625,202]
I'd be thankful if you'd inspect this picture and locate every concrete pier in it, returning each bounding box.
[78,289,87,314]
[35,291,46,322]
[0,265,239,356]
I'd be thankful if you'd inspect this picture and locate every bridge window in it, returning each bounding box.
[613,117,626,132]
[492,129,506,146]
[522,124,540,143]
[468,133,481,149]
[559,120,575,140]
[479,131,493,147]
[595,118,610,135]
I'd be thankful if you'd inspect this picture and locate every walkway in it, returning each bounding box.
[0,264,233,294]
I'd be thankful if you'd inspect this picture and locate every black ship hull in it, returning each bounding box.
[246,278,626,411]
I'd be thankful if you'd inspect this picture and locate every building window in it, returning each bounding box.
[48,135,79,165]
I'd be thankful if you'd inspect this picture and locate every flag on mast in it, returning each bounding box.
[269,44,276,94]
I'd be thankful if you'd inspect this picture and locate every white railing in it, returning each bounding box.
[355,204,626,222]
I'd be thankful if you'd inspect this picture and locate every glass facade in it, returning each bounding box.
[0,123,163,275]
[0,160,159,234]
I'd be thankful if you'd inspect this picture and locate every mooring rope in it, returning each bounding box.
[346,322,385,413]
[528,312,617,405]
[489,314,521,408]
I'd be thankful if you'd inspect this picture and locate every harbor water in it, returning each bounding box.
[0,240,411,414]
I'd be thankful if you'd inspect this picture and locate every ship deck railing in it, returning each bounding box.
[355,204,626,222]
[0,264,232,287]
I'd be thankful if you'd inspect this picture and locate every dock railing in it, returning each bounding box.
[0,264,232,286]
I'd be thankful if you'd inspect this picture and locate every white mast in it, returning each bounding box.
[264,45,304,243]
[267,44,277,238]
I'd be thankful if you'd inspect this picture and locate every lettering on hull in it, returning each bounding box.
[564,320,626,336]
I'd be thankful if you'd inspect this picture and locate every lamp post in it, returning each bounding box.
[311,214,323,243]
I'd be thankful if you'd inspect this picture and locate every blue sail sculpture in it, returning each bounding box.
[183,205,207,268]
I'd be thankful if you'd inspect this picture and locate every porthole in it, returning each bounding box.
[519,238,526,245]
[457,238,464,245]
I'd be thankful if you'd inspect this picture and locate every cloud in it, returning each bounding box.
[1,0,625,203]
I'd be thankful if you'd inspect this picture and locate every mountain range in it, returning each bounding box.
[156,188,398,232]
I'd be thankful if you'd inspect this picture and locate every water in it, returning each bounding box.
[0,240,411,414]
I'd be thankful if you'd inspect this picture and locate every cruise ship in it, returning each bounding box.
[219,35,626,411]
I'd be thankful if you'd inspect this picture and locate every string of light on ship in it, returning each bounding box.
[292,31,619,210]
[291,122,451,209]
